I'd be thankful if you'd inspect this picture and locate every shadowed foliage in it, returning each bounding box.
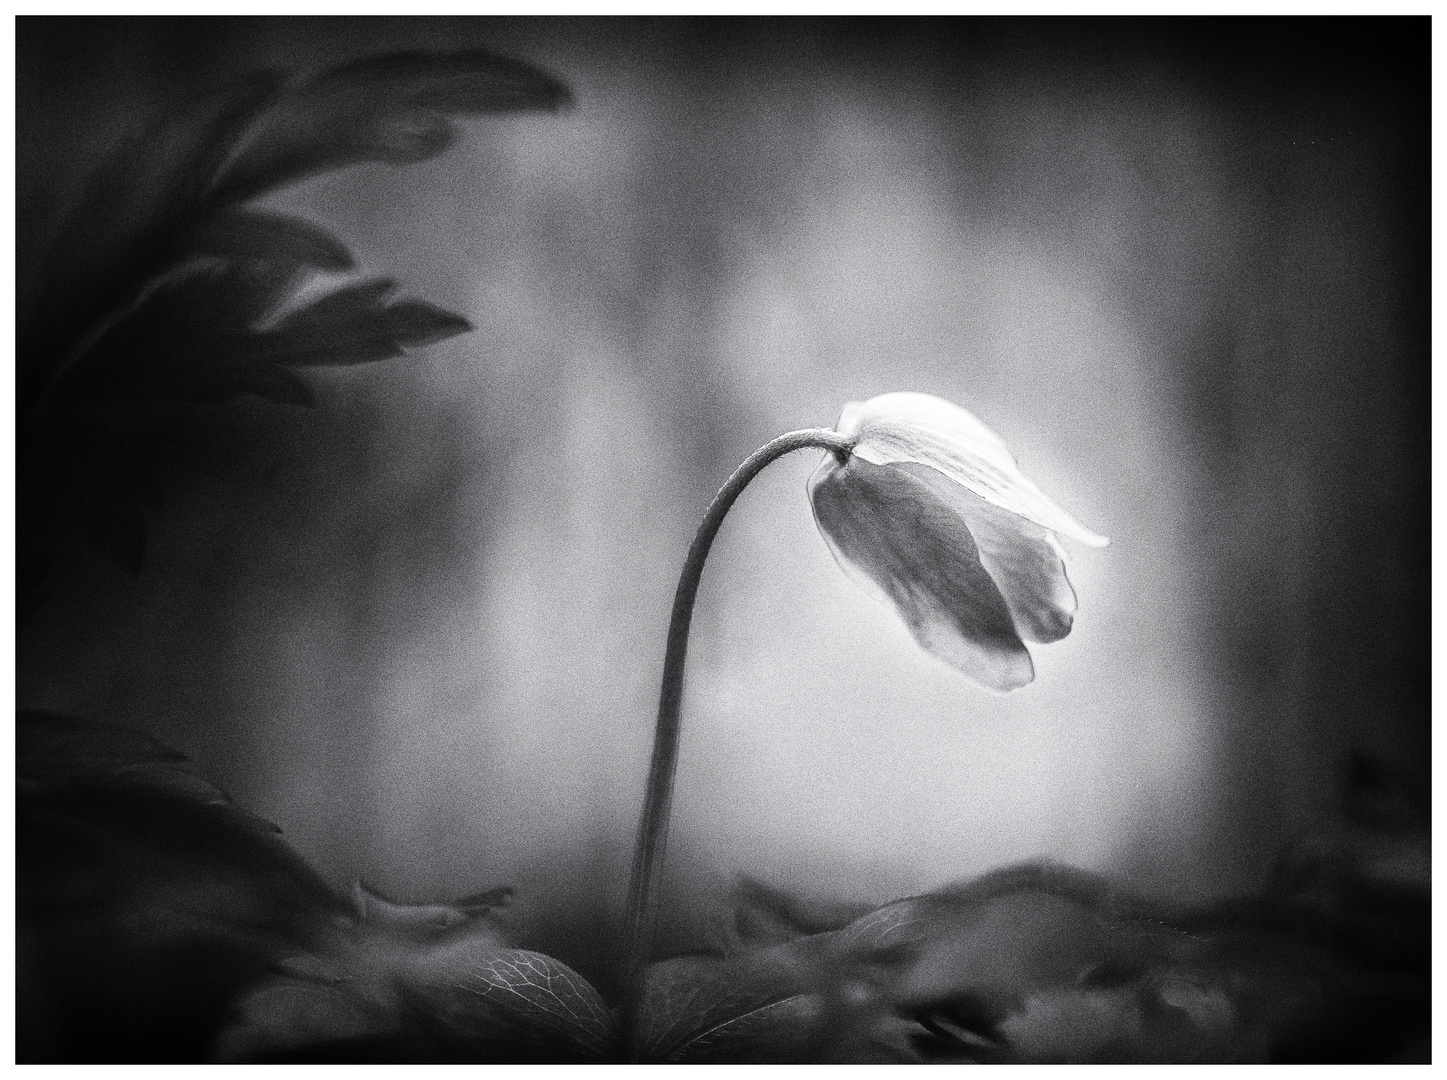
[18,712,1427,1062]
[17,45,569,625]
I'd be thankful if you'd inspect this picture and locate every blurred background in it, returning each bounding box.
[17,17,1428,994]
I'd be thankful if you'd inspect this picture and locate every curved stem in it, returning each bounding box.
[619,426,854,1058]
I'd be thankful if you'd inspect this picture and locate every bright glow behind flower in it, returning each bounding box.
[809,392,1108,693]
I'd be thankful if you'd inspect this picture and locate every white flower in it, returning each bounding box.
[808,392,1108,693]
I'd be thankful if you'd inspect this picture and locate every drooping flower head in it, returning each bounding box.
[808,392,1108,693]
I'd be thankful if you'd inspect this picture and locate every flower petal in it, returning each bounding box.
[896,463,1077,644]
[808,455,1034,693]
[837,392,1109,548]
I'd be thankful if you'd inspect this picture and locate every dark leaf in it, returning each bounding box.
[299,275,396,314]
[20,72,287,407]
[211,49,571,206]
[831,894,960,962]
[726,875,871,954]
[336,50,572,114]
[353,881,513,936]
[382,299,474,350]
[934,859,1131,911]
[812,854,1428,1063]
[23,47,556,415]
[211,979,387,1063]
[19,47,556,623]
[837,870,1202,1023]
[52,266,467,410]
[18,712,347,1062]
[18,710,187,779]
[456,886,517,913]
[216,935,612,1063]
[54,264,285,407]
[263,279,471,368]
[636,942,829,1063]
[242,364,318,407]
[188,210,355,271]
[225,260,316,325]
[18,711,284,839]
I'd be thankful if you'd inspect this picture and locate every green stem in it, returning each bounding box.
[619,427,855,1059]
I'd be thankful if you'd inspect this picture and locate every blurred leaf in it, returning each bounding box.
[818,855,1427,1064]
[217,935,611,1063]
[818,867,1221,1063]
[188,210,355,271]
[211,979,388,1063]
[636,943,830,1063]
[19,717,1428,1066]
[652,856,1428,1063]
[20,709,591,1063]
[383,298,476,349]
[53,265,267,407]
[18,46,568,620]
[20,72,287,406]
[23,49,567,399]
[55,269,465,411]
[209,49,571,206]
[724,876,870,954]
[264,280,472,368]
[18,710,187,778]
[456,885,518,911]
[243,364,319,407]
[353,881,514,935]
[19,708,296,848]
[18,712,348,1062]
